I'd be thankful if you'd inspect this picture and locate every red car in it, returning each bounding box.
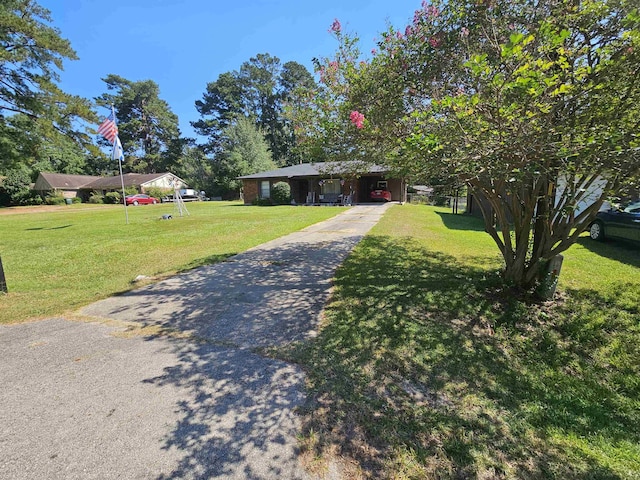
[125,194,159,206]
[370,189,392,202]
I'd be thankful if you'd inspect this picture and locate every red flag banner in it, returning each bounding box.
[97,111,118,143]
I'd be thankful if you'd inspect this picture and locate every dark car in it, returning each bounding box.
[125,194,159,206]
[589,200,640,243]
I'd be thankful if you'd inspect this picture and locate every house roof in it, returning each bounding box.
[238,161,388,180]
[37,172,101,189]
[84,173,176,189]
[35,172,185,191]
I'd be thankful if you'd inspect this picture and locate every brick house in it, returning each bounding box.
[239,161,405,205]
[33,172,187,201]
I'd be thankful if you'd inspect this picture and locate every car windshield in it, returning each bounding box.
[622,200,640,214]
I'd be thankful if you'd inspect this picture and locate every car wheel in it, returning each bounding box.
[589,221,605,241]
[133,200,139,206]
[152,199,157,204]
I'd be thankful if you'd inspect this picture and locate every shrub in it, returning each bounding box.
[104,192,121,204]
[72,197,82,204]
[2,168,32,205]
[271,181,291,205]
[145,187,170,200]
[252,197,272,206]
[88,193,104,204]
[45,194,66,205]
[24,194,44,206]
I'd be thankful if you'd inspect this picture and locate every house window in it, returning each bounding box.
[260,180,270,198]
[321,179,341,195]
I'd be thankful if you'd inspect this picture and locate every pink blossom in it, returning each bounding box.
[371,48,377,55]
[461,27,470,37]
[330,18,341,33]
[422,2,439,17]
[429,36,441,48]
[405,25,414,37]
[350,110,365,129]
[396,31,403,39]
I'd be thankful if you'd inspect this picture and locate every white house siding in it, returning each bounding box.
[141,174,186,191]
[555,175,609,217]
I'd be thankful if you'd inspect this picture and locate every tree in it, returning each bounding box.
[343,0,640,292]
[0,0,98,175]
[193,54,315,165]
[0,165,32,205]
[285,19,397,174]
[97,75,181,173]
[168,139,217,196]
[212,116,276,198]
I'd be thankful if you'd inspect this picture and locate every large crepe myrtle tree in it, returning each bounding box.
[348,0,640,292]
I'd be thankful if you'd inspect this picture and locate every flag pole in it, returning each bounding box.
[110,105,129,225]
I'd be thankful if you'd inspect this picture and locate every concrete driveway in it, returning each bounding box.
[0,204,390,480]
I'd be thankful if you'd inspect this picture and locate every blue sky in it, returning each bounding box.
[39,0,421,138]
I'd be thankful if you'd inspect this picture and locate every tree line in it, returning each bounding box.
[0,1,316,204]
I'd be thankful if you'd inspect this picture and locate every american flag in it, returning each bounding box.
[97,111,118,143]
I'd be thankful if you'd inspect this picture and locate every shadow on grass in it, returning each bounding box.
[435,211,487,232]
[576,237,640,268]
[25,224,72,231]
[292,235,639,479]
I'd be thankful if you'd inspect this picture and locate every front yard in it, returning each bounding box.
[0,202,345,324]
[285,204,640,479]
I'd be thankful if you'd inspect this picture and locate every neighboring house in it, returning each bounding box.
[33,173,101,199]
[239,161,405,205]
[33,172,187,201]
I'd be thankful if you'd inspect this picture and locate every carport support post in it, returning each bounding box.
[0,255,8,293]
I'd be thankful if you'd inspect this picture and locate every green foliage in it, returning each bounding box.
[270,181,291,205]
[0,1,99,175]
[104,192,121,204]
[88,192,104,204]
[1,167,32,205]
[97,75,180,174]
[212,116,276,198]
[286,22,395,170]
[44,193,66,205]
[144,187,170,200]
[72,196,81,204]
[170,144,215,195]
[251,197,272,206]
[193,54,315,165]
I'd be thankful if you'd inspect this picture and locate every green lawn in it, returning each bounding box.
[286,204,640,479]
[0,202,345,324]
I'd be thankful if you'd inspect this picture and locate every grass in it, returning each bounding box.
[0,201,345,324]
[284,204,640,479]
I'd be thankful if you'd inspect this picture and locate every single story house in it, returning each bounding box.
[239,161,405,205]
[34,172,187,201]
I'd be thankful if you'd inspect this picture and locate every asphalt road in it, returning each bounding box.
[0,204,390,480]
